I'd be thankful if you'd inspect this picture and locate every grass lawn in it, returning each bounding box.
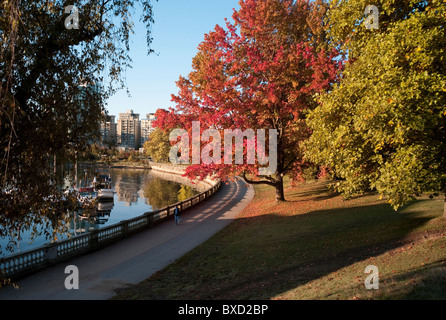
[112,178,446,300]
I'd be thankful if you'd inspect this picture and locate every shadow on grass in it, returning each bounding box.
[112,185,443,300]
[183,200,441,299]
[284,182,339,203]
[390,260,446,299]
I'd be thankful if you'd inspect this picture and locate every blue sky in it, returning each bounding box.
[105,0,241,119]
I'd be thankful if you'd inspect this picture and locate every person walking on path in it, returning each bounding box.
[174,205,181,225]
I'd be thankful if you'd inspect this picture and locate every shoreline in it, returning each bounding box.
[96,162,151,170]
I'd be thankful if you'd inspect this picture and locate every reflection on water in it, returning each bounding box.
[0,167,200,258]
[113,168,198,209]
[142,180,197,209]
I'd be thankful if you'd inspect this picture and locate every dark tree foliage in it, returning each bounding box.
[0,0,157,252]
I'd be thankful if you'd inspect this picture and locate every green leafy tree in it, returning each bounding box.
[305,0,446,215]
[127,152,140,163]
[143,128,171,163]
[0,0,157,254]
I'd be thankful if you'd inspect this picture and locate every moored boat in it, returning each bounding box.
[97,188,114,200]
[97,200,114,212]
[93,171,114,201]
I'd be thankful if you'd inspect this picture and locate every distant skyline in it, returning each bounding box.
[105,0,241,118]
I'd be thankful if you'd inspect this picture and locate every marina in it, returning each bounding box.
[0,167,200,258]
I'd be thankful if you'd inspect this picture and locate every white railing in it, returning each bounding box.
[0,172,221,281]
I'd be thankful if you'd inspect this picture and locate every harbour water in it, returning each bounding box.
[0,167,200,258]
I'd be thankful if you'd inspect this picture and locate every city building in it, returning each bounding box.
[141,113,157,145]
[100,114,117,147]
[117,109,141,150]
[74,82,103,146]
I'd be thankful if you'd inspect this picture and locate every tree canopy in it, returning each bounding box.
[155,0,343,201]
[143,127,171,163]
[305,0,446,212]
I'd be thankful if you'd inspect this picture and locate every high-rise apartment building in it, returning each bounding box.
[141,113,157,145]
[117,109,141,150]
[100,115,117,147]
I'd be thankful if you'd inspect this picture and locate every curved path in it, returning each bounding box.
[0,178,254,300]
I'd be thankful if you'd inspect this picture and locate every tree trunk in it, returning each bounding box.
[274,123,285,202]
[444,192,446,219]
[275,175,285,202]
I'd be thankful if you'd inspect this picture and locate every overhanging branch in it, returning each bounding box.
[241,171,276,187]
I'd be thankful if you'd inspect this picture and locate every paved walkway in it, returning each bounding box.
[0,178,254,300]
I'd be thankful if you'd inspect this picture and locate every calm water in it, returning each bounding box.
[0,167,199,258]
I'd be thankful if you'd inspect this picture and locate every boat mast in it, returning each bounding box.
[74,151,78,188]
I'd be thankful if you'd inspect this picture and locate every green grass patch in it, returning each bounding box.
[112,179,446,300]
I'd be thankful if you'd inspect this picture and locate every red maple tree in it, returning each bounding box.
[155,0,343,201]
